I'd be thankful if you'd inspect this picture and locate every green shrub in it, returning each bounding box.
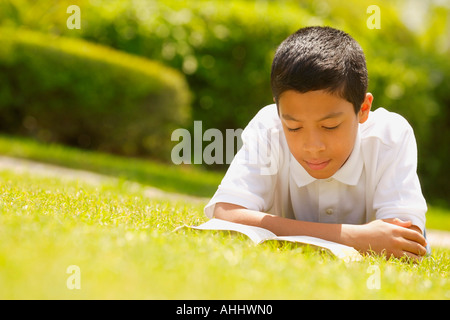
[0,27,191,159]
[77,0,309,130]
[0,0,311,130]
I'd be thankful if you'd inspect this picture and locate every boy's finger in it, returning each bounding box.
[394,218,411,225]
[382,218,412,227]
[402,238,427,256]
[401,251,423,262]
[403,228,427,247]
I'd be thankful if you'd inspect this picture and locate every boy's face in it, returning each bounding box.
[278,90,372,179]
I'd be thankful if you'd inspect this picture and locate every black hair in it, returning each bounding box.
[271,26,368,113]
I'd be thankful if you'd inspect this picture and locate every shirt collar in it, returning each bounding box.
[290,126,363,187]
[332,126,363,186]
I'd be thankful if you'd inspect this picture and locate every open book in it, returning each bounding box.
[177,218,362,262]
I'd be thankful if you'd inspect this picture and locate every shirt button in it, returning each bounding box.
[326,178,333,182]
[325,208,334,215]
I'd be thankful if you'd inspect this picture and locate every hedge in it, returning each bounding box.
[0,27,191,159]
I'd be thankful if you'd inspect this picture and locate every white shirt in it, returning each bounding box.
[204,104,427,232]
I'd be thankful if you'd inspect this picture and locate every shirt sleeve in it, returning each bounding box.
[373,119,427,232]
[204,117,280,219]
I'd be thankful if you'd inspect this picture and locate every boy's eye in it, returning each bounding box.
[323,125,340,130]
[287,127,302,132]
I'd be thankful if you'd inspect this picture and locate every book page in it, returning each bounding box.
[189,219,277,244]
[274,235,362,261]
[177,219,362,261]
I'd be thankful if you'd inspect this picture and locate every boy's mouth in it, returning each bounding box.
[304,159,330,171]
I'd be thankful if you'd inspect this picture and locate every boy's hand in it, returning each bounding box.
[352,218,427,261]
[383,217,423,234]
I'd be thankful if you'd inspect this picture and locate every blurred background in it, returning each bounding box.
[0,0,449,206]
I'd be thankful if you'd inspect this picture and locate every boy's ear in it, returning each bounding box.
[358,93,373,124]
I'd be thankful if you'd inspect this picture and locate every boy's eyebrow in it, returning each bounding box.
[281,111,344,122]
[318,111,344,121]
[281,114,300,122]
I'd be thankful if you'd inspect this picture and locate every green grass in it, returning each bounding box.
[0,135,223,198]
[0,135,449,299]
[426,206,450,231]
[0,169,449,299]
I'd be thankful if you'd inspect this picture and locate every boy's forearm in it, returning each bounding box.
[213,203,349,245]
[222,208,382,253]
[213,203,427,259]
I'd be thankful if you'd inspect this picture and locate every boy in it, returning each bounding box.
[204,26,429,260]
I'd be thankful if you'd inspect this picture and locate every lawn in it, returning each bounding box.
[0,136,449,299]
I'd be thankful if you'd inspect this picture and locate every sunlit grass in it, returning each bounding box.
[0,169,448,299]
[427,206,450,231]
[0,134,223,198]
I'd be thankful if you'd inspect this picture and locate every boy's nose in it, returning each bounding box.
[303,133,326,153]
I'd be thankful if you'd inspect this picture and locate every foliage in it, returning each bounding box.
[0,0,310,137]
[0,27,191,159]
